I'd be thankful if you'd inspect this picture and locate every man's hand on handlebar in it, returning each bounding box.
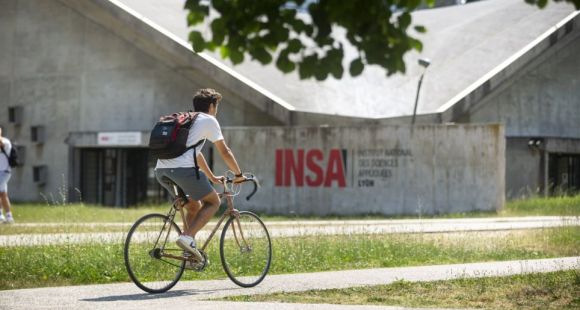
[209,175,226,184]
[233,174,247,184]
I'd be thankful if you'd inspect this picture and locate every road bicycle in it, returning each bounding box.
[123,172,272,294]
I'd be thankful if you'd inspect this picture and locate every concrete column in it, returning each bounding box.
[544,151,550,197]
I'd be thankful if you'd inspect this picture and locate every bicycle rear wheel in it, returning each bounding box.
[220,211,272,287]
[124,213,185,293]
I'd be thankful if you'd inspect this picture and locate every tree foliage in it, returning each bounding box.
[526,0,580,9]
[185,0,580,81]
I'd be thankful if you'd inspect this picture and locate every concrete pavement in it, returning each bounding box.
[0,257,578,310]
[1,216,578,247]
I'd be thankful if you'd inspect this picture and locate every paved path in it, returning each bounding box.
[1,257,578,310]
[1,216,578,247]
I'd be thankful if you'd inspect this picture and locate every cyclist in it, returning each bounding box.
[155,88,245,257]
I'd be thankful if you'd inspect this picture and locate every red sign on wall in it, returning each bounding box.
[275,149,347,188]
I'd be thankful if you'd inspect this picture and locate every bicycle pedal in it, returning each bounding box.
[183,251,208,271]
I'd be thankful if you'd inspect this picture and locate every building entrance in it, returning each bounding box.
[78,148,165,206]
[549,154,580,194]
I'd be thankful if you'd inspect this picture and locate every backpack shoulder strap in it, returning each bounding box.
[186,112,204,180]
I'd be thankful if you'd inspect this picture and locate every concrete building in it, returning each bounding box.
[1,0,578,213]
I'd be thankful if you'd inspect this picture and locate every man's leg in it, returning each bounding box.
[184,190,220,237]
[183,198,201,231]
[0,192,12,222]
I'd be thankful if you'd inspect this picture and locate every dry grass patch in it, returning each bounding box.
[226,270,580,309]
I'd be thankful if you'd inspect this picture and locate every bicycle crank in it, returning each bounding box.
[184,250,209,272]
[149,248,162,259]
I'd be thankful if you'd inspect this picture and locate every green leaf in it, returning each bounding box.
[330,63,344,79]
[538,0,548,8]
[398,12,411,29]
[229,48,244,64]
[314,69,328,81]
[410,38,423,52]
[414,25,427,33]
[220,46,230,59]
[249,47,273,64]
[184,0,209,15]
[276,52,295,73]
[298,54,317,79]
[272,25,290,42]
[407,0,422,9]
[188,31,205,53]
[187,11,206,26]
[290,18,307,33]
[205,41,217,52]
[298,63,313,79]
[349,58,364,77]
[304,24,314,37]
[210,18,226,45]
[287,39,302,54]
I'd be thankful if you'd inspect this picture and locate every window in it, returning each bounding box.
[14,145,25,166]
[33,165,48,185]
[8,107,23,124]
[31,126,46,143]
[549,154,580,194]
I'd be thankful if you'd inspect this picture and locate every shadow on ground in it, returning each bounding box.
[80,287,239,302]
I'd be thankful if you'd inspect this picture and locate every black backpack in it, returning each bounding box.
[1,145,20,168]
[149,112,205,177]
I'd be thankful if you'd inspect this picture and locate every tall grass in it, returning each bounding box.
[503,195,580,216]
[1,227,578,290]
[226,270,580,309]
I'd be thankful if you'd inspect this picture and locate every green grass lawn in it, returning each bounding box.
[1,227,578,290]
[4,204,169,223]
[6,194,580,224]
[225,270,580,310]
[0,194,577,235]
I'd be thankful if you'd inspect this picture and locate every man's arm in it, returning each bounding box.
[196,153,223,184]
[214,140,244,182]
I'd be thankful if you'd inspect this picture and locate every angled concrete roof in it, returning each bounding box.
[110,0,576,119]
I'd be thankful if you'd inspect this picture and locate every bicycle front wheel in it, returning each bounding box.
[220,211,272,287]
[124,213,185,293]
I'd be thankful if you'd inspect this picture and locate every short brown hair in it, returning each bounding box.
[193,88,222,113]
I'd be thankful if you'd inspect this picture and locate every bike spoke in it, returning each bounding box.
[124,214,185,293]
[220,211,272,287]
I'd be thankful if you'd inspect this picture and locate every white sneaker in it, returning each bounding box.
[5,215,14,224]
[176,235,198,255]
[177,235,204,263]
[0,214,5,223]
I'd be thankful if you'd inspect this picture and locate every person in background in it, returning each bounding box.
[0,127,14,224]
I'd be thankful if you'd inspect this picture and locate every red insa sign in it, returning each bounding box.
[275,149,347,188]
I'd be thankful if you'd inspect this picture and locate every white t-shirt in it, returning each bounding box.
[155,113,224,169]
[0,138,12,171]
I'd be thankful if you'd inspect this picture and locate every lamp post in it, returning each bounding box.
[411,58,431,125]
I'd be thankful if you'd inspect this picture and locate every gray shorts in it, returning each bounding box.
[155,168,214,201]
[0,171,10,193]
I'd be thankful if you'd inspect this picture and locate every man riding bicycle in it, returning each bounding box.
[155,88,245,257]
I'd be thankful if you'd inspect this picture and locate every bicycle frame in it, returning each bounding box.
[158,180,251,263]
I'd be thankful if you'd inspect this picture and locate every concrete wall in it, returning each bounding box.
[462,25,580,198]
[505,138,544,198]
[0,0,279,201]
[466,27,580,139]
[215,124,505,216]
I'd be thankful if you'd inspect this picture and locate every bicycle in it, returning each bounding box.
[123,172,272,294]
